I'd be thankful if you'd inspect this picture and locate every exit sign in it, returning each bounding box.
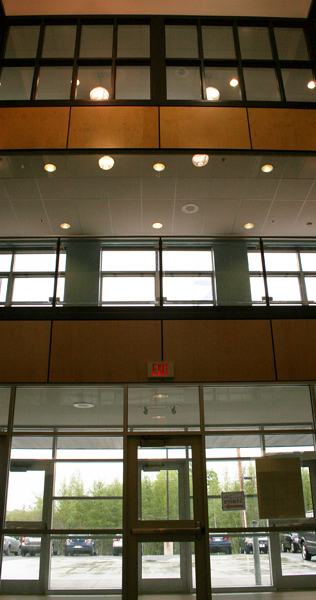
[148,362,174,378]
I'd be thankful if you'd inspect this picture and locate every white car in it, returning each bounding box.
[3,536,21,556]
[113,536,122,556]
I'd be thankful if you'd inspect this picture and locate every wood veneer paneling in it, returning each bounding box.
[68,106,159,148]
[0,107,69,149]
[272,319,316,380]
[163,320,276,382]
[160,107,251,149]
[49,320,162,382]
[0,321,51,382]
[248,108,316,151]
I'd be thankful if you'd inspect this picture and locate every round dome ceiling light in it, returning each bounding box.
[99,156,114,170]
[261,164,274,173]
[90,86,109,101]
[307,81,316,89]
[60,222,71,229]
[192,154,209,168]
[153,163,165,172]
[230,78,239,87]
[73,402,95,409]
[206,86,220,101]
[182,203,199,214]
[152,222,163,229]
[44,163,56,172]
[244,222,254,230]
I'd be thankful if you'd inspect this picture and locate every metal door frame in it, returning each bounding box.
[123,433,211,600]
[1,459,53,595]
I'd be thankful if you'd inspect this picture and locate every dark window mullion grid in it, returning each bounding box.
[268,19,286,103]
[298,252,309,305]
[30,18,45,100]
[151,16,166,103]
[111,18,118,100]
[232,18,246,102]
[197,19,206,101]
[70,18,81,102]
[4,252,14,307]
[0,20,9,60]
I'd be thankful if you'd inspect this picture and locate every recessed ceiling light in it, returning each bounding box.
[73,402,95,409]
[230,78,239,87]
[152,222,163,229]
[99,156,114,170]
[307,81,316,89]
[153,393,169,399]
[244,222,254,229]
[90,86,109,100]
[152,415,166,419]
[261,164,273,173]
[192,154,209,168]
[206,86,220,101]
[182,203,199,214]
[153,163,165,172]
[44,163,56,172]
[60,222,71,229]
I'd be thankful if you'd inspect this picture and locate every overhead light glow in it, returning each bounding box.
[182,203,199,214]
[192,154,209,168]
[307,81,316,89]
[99,156,114,170]
[73,402,95,409]
[244,222,254,229]
[152,222,163,229]
[153,393,169,399]
[153,163,165,172]
[90,86,109,100]
[152,415,166,419]
[230,78,239,87]
[206,86,220,101]
[60,222,71,229]
[44,163,56,172]
[261,164,273,173]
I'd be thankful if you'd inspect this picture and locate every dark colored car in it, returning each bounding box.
[21,536,61,556]
[65,538,98,556]
[239,536,269,554]
[281,532,300,553]
[300,511,316,561]
[209,535,232,554]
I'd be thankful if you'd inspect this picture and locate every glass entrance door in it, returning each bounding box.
[124,434,211,600]
[1,460,53,594]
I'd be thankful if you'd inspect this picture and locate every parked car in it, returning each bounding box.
[65,538,98,556]
[209,535,232,554]
[300,511,316,561]
[3,535,21,556]
[239,536,269,554]
[21,536,41,556]
[21,536,60,556]
[281,532,300,553]
[113,535,123,556]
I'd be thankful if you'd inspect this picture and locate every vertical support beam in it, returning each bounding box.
[192,436,212,600]
[0,385,14,590]
[213,241,252,305]
[63,240,101,305]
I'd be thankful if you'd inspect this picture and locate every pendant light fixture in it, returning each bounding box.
[90,72,109,101]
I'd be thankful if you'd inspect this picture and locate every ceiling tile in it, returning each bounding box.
[10,200,53,236]
[142,197,175,235]
[292,201,316,236]
[275,179,314,201]
[202,199,240,235]
[75,199,113,236]
[109,199,142,235]
[232,200,272,235]
[173,199,207,235]
[262,201,303,235]
[43,199,82,235]
[107,178,141,199]
[0,201,21,235]
[175,177,211,199]
[242,178,279,200]
[142,177,176,200]
[209,178,246,199]
[37,177,108,200]
[3,179,41,200]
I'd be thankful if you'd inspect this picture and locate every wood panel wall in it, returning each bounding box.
[0,318,316,384]
[2,106,316,153]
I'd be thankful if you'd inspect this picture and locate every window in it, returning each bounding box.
[0,247,65,306]
[248,247,316,305]
[162,248,214,305]
[101,247,157,305]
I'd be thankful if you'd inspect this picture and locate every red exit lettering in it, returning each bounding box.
[152,363,169,377]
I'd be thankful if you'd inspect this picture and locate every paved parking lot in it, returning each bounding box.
[1,552,316,590]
